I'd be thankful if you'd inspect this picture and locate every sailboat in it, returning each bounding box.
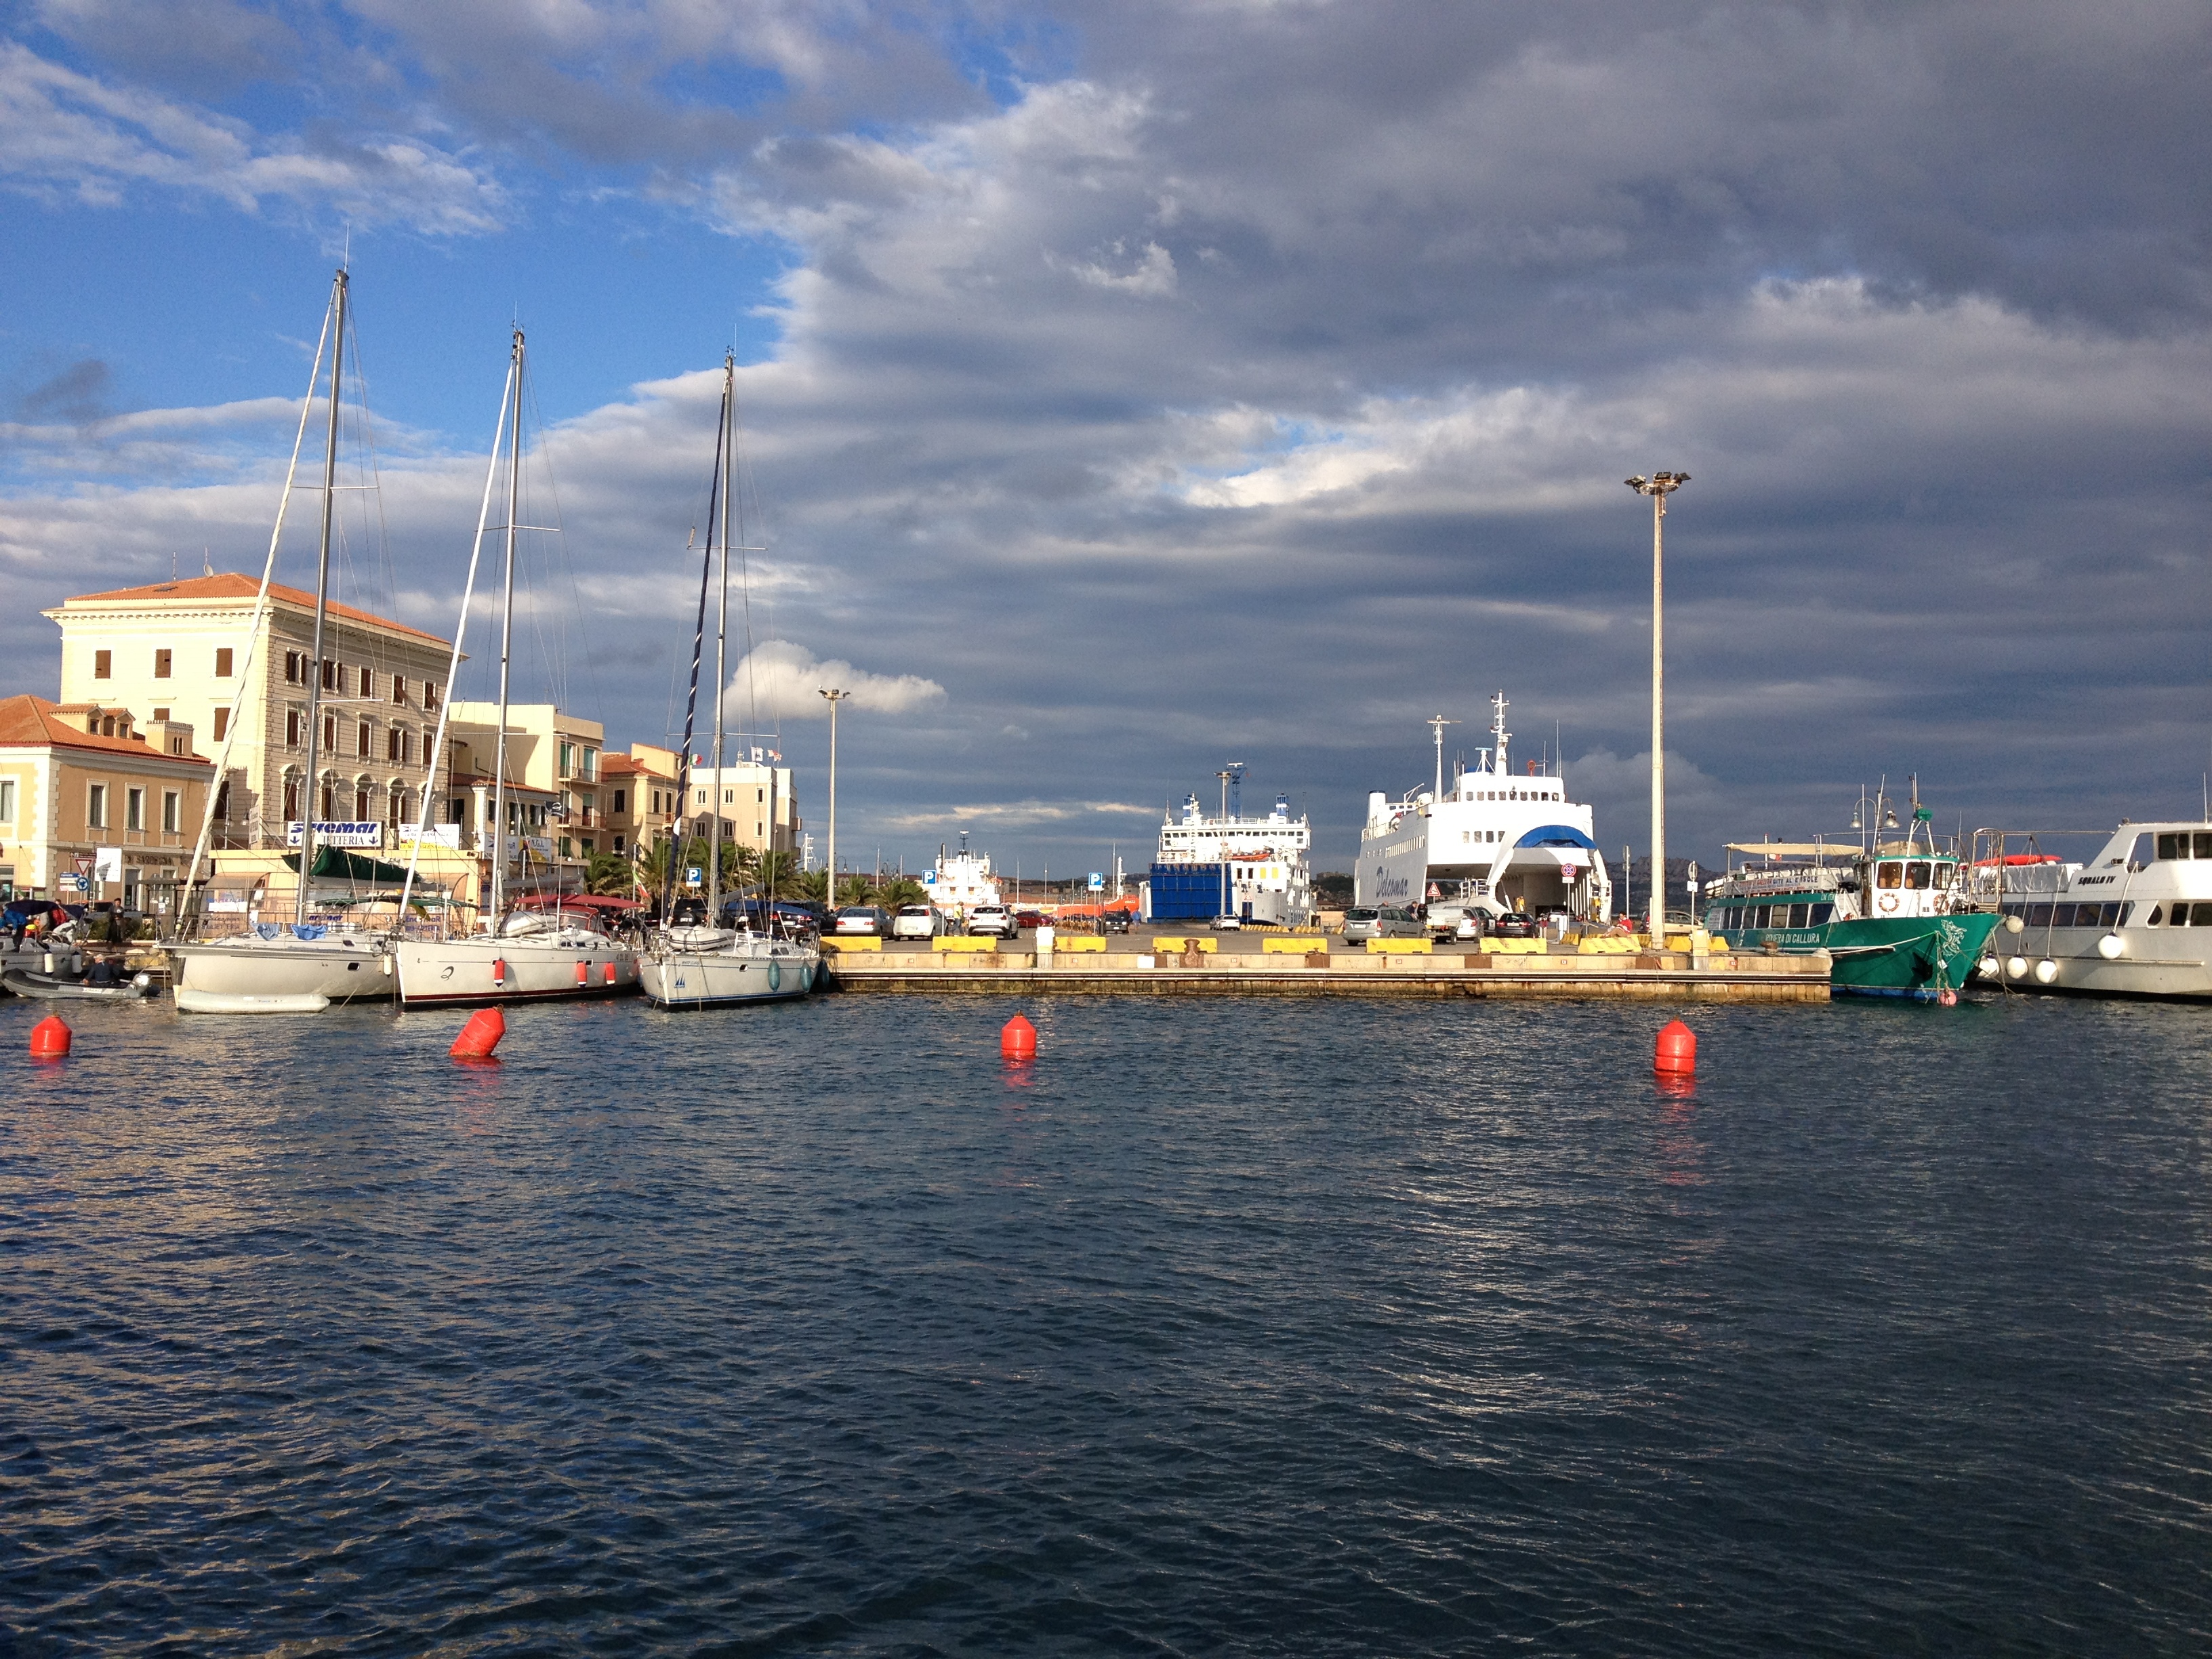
[171,266,398,1009]
[638,353,820,1009]
[392,327,639,1008]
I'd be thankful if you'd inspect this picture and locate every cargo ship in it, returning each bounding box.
[1143,773,1313,925]
[1355,693,1612,926]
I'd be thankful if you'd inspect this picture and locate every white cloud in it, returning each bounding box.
[724,639,945,722]
[0,41,507,232]
[880,798,1160,832]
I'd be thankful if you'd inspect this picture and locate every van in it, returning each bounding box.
[1343,905,1422,941]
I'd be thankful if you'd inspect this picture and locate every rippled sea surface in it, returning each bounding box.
[3,989,2208,1656]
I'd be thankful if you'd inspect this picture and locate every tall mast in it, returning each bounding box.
[707,353,734,928]
[296,265,348,925]
[1490,690,1511,777]
[489,326,524,928]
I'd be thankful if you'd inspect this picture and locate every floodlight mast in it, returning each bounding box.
[1626,471,1689,939]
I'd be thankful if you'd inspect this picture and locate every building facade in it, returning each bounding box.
[601,743,681,859]
[43,574,453,855]
[0,695,214,909]
[444,703,609,881]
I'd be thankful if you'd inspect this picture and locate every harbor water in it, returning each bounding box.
[4,993,2207,1655]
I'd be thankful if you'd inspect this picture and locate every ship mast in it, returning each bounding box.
[1427,714,1457,800]
[295,265,348,926]
[1490,690,1511,777]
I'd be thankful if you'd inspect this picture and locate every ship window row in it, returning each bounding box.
[1459,830,1505,843]
[2144,903,2212,926]
[1711,901,1835,929]
[2154,832,2212,860]
[1875,860,1954,890]
[1471,788,1557,802]
[1999,901,2137,928]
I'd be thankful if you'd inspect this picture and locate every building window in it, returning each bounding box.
[0,778,14,822]
[323,712,337,750]
[559,741,575,777]
[357,665,373,697]
[100,716,115,736]
[213,781,230,821]
[285,651,302,684]
[355,783,370,819]
[88,783,108,827]
[283,777,299,821]
[320,780,335,819]
[614,834,626,853]
[321,659,336,691]
[163,790,180,834]
[384,728,398,762]
[581,747,597,781]
[153,649,171,679]
[94,649,112,679]
[213,708,229,742]
[612,787,627,814]
[152,707,170,721]
[392,674,407,705]
[215,647,233,677]
[286,709,302,747]
[425,681,441,711]
[358,720,372,758]
[559,836,573,857]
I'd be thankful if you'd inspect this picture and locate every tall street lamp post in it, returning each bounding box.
[820,688,848,913]
[1626,471,1688,940]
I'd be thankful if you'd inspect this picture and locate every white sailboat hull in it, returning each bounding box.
[395,933,639,1006]
[639,937,821,1008]
[171,936,394,1003]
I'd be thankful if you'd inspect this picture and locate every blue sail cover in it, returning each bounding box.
[1515,824,1599,851]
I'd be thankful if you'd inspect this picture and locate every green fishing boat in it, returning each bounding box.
[1705,796,2001,1003]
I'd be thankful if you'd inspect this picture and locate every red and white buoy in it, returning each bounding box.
[1000,1014,1037,1061]
[1654,1018,1696,1076]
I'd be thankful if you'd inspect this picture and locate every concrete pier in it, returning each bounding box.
[826,937,1829,1001]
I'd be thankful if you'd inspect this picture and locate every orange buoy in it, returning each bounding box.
[450,1006,506,1059]
[1654,1018,1696,1076]
[28,1015,71,1059]
[1000,1014,1037,1060]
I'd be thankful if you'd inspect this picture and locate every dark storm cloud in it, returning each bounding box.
[14,357,112,426]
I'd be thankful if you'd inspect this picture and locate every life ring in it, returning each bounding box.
[768,960,782,993]
[1879,894,1899,914]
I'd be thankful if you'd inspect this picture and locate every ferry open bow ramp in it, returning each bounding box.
[825,941,1829,1001]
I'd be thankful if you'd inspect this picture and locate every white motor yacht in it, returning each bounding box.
[1981,820,2212,998]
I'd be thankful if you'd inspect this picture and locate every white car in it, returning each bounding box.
[891,904,943,939]
[968,904,1017,937]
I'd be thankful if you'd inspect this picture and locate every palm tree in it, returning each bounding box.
[586,852,635,897]
[879,876,927,908]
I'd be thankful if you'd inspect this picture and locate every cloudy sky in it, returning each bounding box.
[3,0,2208,878]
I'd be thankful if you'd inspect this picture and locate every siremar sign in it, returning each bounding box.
[285,821,384,849]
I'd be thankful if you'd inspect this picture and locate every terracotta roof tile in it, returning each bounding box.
[56,572,449,647]
[0,694,213,764]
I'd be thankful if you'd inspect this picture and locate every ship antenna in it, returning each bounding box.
[1490,690,1511,776]
[1426,714,1458,800]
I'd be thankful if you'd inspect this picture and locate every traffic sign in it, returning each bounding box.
[74,854,94,877]
[1087,872,1104,891]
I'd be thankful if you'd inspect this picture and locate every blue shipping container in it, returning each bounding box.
[1148,863,1231,920]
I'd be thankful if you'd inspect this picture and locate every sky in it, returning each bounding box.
[3,0,2209,880]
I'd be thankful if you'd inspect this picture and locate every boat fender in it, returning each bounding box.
[492,957,508,988]
[768,960,781,993]
[603,960,618,985]
[2034,958,2060,984]
[2097,933,2126,960]
[576,962,590,986]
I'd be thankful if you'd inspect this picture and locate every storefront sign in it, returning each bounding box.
[285,821,385,849]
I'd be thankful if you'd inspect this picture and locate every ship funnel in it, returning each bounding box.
[1367,791,1389,829]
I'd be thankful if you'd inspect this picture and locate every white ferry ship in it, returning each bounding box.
[1355,693,1612,925]
[1145,781,1313,924]
[1978,819,2212,999]
[920,833,1001,918]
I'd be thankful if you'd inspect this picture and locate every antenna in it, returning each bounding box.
[1426,714,1458,800]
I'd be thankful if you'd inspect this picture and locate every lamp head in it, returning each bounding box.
[1625,475,1648,491]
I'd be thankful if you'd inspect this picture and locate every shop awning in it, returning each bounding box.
[281,846,417,885]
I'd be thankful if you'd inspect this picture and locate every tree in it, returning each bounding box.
[586,852,634,897]
[834,872,874,907]
[878,876,927,908]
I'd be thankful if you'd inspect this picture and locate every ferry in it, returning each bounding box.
[1706,790,2001,1001]
[1355,694,1610,926]
[1145,777,1313,925]
[1974,820,2212,999]
[920,833,1001,920]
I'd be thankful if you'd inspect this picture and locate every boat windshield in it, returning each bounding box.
[1877,862,1903,888]
[1904,861,1933,890]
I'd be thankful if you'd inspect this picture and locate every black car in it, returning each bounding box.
[1486,911,1541,939]
[1100,911,1132,933]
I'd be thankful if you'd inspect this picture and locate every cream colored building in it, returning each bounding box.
[445,703,607,873]
[687,754,801,860]
[0,695,213,909]
[601,743,681,860]
[43,573,453,854]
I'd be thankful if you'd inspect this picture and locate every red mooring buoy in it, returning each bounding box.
[28,1015,72,1059]
[1000,1014,1038,1060]
[450,1006,506,1059]
[1654,1018,1697,1076]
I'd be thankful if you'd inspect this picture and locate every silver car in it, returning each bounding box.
[1343,905,1422,941]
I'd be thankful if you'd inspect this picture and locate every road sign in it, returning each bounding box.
[66,875,89,893]
[1087,872,1104,891]
[686,866,703,884]
[74,854,94,876]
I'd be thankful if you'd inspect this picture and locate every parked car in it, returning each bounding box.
[833,905,893,937]
[1209,912,1244,930]
[1343,905,1422,941]
[968,903,1017,937]
[891,903,943,939]
[1100,910,1132,933]
[1487,909,1541,939]
[1014,910,1046,930]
